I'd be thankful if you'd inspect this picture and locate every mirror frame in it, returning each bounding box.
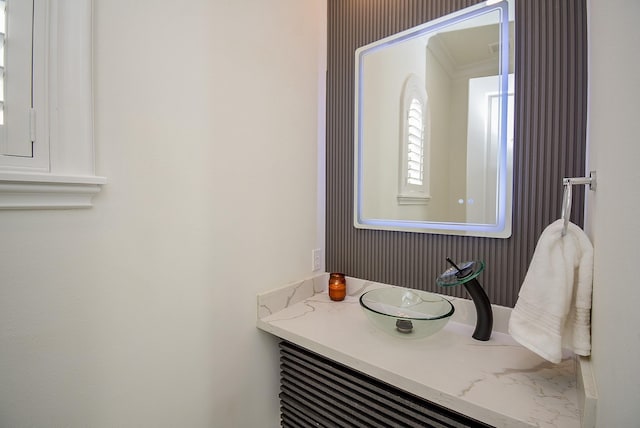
[353,0,513,238]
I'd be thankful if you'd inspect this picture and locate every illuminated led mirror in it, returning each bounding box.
[354,0,514,238]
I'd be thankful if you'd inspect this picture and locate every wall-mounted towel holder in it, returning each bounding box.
[561,171,597,236]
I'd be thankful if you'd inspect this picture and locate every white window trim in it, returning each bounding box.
[398,74,430,205]
[0,0,105,209]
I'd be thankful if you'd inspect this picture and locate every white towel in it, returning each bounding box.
[508,219,594,363]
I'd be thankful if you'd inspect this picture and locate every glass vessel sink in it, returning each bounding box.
[359,288,454,339]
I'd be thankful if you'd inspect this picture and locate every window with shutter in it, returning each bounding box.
[0,0,106,209]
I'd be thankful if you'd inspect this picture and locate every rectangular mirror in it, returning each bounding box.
[354,0,515,238]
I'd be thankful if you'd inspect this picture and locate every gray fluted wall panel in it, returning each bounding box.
[326,0,587,307]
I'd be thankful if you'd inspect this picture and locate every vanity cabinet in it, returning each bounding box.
[279,341,490,427]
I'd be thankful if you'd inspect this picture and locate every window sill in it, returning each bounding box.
[397,194,431,205]
[0,172,106,209]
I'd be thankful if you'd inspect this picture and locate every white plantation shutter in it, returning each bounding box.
[0,0,34,157]
[398,74,430,204]
[0,0,5,124]
[406,98,424,186]
[0,0,6,125]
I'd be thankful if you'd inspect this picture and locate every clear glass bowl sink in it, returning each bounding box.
[359,288,454,339]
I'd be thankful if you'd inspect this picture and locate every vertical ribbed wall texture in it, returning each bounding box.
[326,0,588,307]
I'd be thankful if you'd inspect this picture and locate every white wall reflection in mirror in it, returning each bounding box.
[354,0,515,238]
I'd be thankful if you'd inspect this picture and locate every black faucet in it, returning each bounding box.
[436,258,493,341]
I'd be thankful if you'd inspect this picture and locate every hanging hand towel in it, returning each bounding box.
[508,219,594,363]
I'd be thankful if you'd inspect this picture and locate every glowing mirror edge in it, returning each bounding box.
[353,0,513,238]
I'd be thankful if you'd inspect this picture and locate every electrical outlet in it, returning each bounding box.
[312,249,322,271]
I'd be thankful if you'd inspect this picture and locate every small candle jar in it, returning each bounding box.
[328,273,346,301]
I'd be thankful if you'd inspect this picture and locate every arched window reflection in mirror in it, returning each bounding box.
[399,74,430,206]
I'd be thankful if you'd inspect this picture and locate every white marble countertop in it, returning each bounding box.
[257,274,581,428]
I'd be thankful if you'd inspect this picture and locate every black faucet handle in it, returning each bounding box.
[437,260,484,287]
[446,257,474,278]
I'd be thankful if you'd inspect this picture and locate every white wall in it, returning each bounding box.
[0,0,326,427]
[586,0,640,425]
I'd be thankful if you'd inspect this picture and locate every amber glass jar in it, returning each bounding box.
[328,273,346,301]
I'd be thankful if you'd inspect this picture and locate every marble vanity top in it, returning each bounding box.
[257,274,584,428]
